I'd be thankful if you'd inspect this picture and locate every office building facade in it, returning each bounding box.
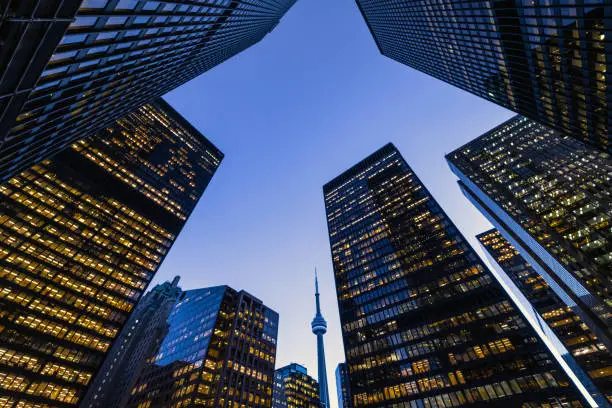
[127,286,279,408]
[0,98,222,407]
[446,115,612,351]
[80,276,183,408]
[272,363,320,408]
[478,229,612,404]
[0,0,295,183]
[356,0,612,151]
[324,143,585,407]
[336,363,353,408]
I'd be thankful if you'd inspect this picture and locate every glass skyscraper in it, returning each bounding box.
[336,363,353,408]
[0,0,295,183]
[478,229,611,404]
[272,363,320,408]
[324,143,585,408]
[127,285,279,408]
[446,115,612,352]
[355,0,611,152]
[0,98,222,407]
[80,276,183,408]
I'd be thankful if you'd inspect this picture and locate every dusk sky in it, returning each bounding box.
[152,1,515,406]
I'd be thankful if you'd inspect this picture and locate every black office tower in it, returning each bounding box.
[0,98,222,407]
[356,0,612,152]
[478,229,611,404]
[324,143,585,407]
[446,115,612,354]
[0,0,295,183]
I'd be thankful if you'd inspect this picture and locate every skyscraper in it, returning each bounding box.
[127,285,279,408]
[335,363,353,408]
[478,229,612,405]
[80,276,183,408]
[0,0,295,183]
[0,98,222,407]
[272,363,320,408]
[324,143,587,408]
[446,115,612,351]
[311,273,331,408]
[355,0,611,151]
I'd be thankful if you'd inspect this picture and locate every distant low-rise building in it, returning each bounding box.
[273,363,320,408]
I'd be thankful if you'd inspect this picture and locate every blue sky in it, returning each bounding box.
[153,1,515,406]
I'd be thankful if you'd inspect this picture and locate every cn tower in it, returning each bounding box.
[311,271,330,408]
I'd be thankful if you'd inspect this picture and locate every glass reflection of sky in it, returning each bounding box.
[153,286,226,366]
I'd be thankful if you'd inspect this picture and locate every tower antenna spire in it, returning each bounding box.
[311,267,330,407]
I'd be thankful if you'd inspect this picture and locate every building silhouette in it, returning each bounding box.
[273,363,320,408]
[80,276,183,408]
[356,0,611,152]
[0,98,222,407]
[311,273,331,408]
[0,0,295,183]
[478,229,611,405]
[127,285,279,408]
[324,143,586,407]
[446,115,612,351]
[335,363,352,408]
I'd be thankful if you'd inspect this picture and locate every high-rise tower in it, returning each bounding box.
[0,0,296,183]
[355,0,611,152]
[324,143,587,407]
[311,273,331,408]
[446,115,612,350]
[0,98,222,407]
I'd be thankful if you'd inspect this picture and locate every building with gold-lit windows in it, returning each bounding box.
[127,285,279,408]
[272,363,320,408]
[446,115,612,354]
[478,229,612,404]
[356,0,611,151]
[324,143,586,408]
[0,0,296,183]
[0,98,223,407]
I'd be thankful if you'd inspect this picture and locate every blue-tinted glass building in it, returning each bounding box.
[128,285,279,408]
[324,143,586,408]
[335,363,352,408]
[356,0,611,152]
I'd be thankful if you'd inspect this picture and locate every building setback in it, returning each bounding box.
[0,98,222,407]
[335,363,353,408]
[127,286,279,408]
[446,115,612,352]
[478,229,611,404]
[355,0,612,152]
[0,0,295,183]
[272,363,320,408]
[324,143,585,407]
[80,276,183,408]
